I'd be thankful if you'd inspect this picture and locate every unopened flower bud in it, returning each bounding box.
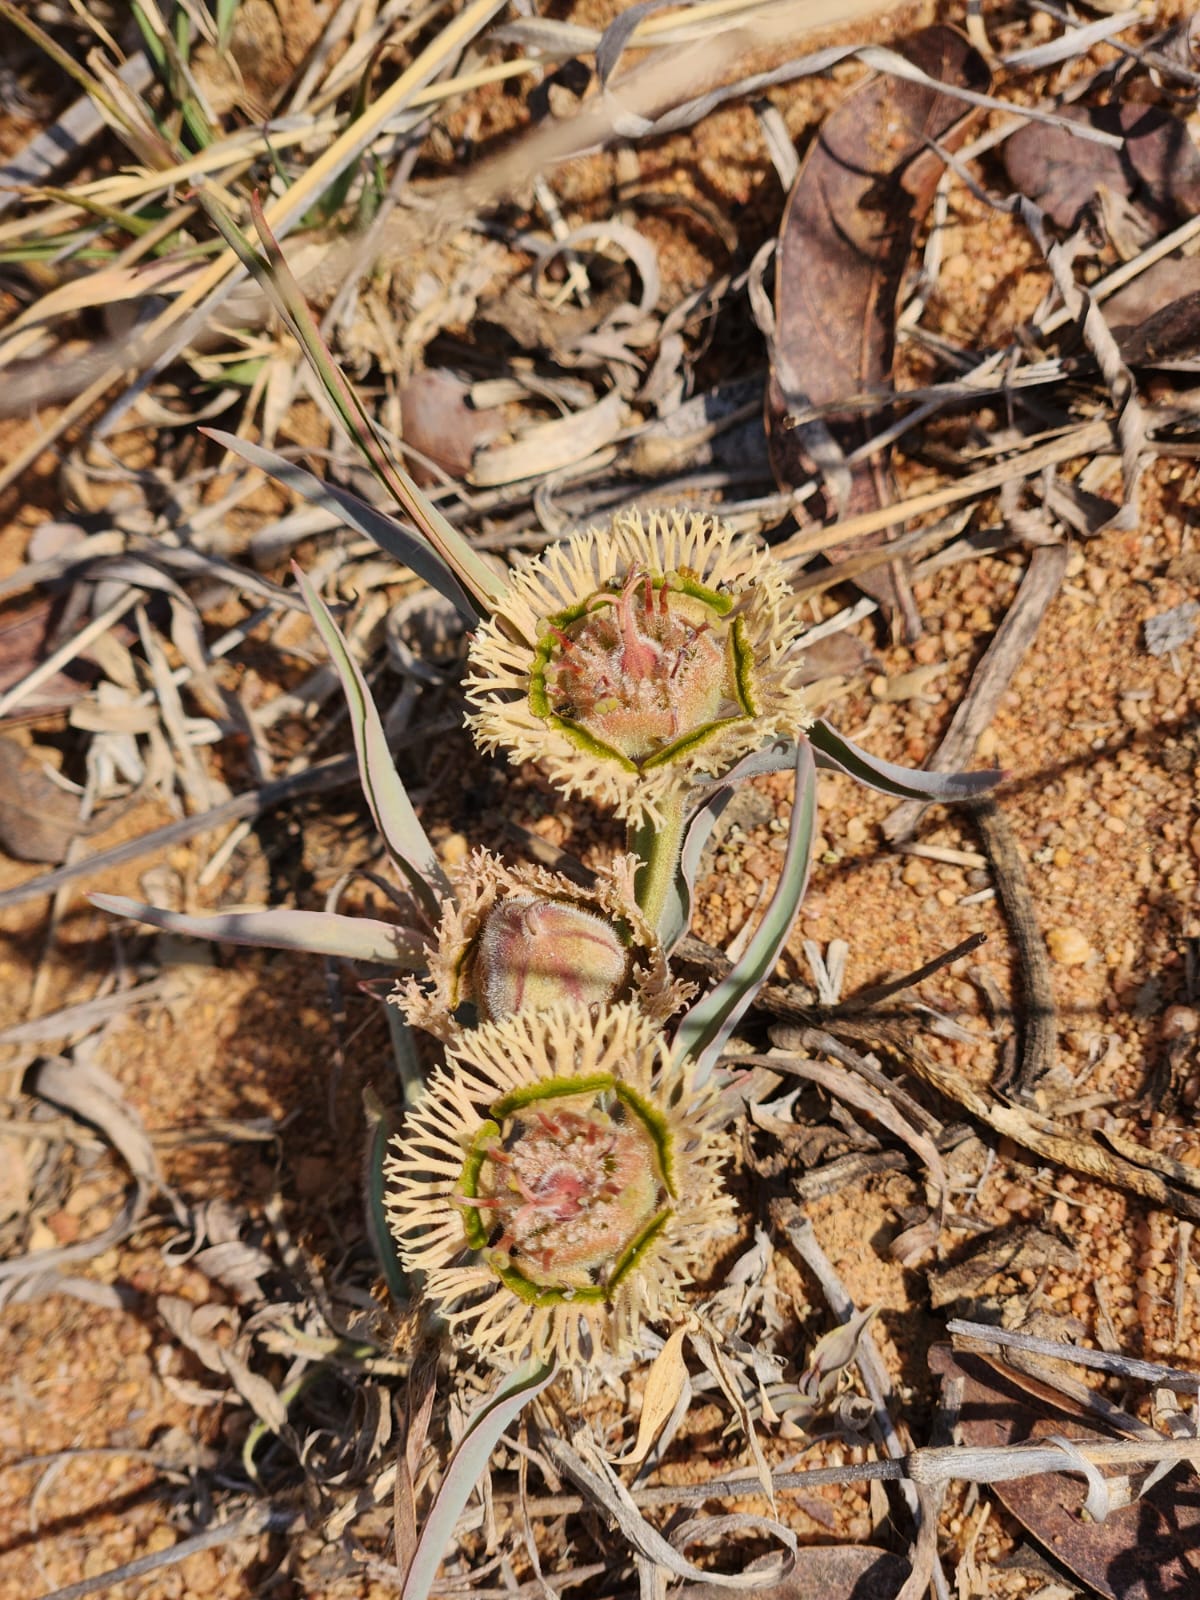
[401,849,690,1041]
[472,896,630,1021]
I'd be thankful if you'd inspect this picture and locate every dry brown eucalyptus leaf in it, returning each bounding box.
[677,1546,910,1600]
[766,24,990,633]
[792,627,882,687]
[1003,104,1200,233]
[0,737,121,864]
[0,599,97,720]
[931,1345,1200,1600]
[1113,290,1200,370]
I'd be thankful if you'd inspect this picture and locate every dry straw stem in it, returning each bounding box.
[772,417,1120,562]
[464,1433,1200,1527]
[30,1507,300,1600]
[947,1319,1200,1392]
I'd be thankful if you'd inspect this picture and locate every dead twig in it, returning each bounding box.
[969,797,1057,1096]
[882,543,1068,840]
[32,1506,300,1600]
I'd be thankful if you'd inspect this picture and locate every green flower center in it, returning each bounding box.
[457,1077,673,1306]
[529,567,757,771]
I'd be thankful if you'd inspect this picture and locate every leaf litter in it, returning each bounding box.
[1,2,1200,1598]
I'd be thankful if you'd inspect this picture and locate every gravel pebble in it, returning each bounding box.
[1045,926,1093,966]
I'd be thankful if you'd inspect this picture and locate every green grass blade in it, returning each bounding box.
[293,565,450,921]
[674,741,818,1084]
[308,44,384,224]
[652,740,798,952]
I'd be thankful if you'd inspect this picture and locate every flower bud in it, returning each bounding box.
[472,896,630,1021]
[401,849,689,1041]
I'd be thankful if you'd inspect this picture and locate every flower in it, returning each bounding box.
[400,849,689,1041]
[385,1002,733,1366]
[465,509,810,823]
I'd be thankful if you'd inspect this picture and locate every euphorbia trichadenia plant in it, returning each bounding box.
[96,200,1003,1376]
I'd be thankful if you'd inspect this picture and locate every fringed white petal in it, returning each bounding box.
[465,508,812,822]
[384,1001,734,1368]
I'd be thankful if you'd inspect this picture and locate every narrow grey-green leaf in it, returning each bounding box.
[91,894,427,968]
[293,565,450,921]
[204,428,478,622]
[401,1359,557,1600]
[386,1000,426,1108]
[675,741,817,1083]
[809,718,1004,801]
[363,1089,409,1302]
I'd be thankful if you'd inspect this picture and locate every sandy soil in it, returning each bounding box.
[1,3,1198,1597]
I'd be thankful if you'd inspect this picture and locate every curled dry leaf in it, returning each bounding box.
[545,1427,797,1590]
[798,1304,882,1405]
[32,1055,160,1194]
[766,24,990,632]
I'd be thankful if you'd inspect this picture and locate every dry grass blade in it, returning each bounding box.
[401,1363,557,1600]
[542,1428,799,1589]
[0,755,357,912]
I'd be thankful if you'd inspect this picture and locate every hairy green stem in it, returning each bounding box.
[630,792,687,937]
